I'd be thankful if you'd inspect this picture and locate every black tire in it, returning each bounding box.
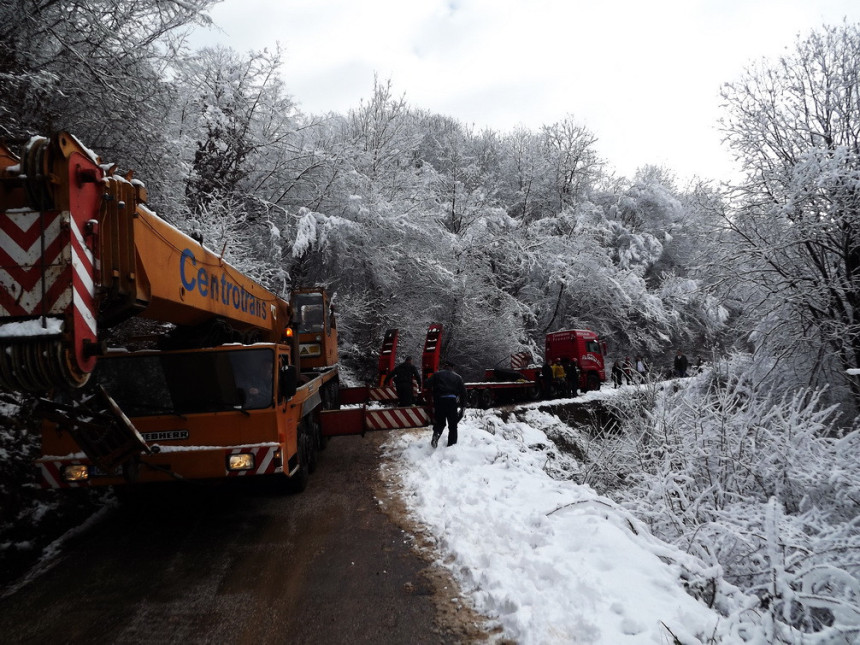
[468,389,483,407]
[288,421,312,493]
[479,389,494,409]
[586,372,600,392]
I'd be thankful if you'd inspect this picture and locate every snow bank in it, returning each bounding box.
[382,408,722,644]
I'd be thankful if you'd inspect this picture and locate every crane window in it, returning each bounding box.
[294,293,325,333]
[95,348,275,416]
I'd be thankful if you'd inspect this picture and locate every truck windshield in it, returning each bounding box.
[294,292,325,334]
[95,348,275,416]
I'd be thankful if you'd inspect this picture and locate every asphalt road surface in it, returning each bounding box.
[0,431,496,644]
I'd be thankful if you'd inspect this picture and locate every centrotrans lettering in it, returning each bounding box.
[179,248,267,320]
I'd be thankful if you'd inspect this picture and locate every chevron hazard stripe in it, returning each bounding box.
[368,385,398,401]
[368,382,422,402]
[365,406,431,430]
[226,445,280,476]
[0,210,68,316]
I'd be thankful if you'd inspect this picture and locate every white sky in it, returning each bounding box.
[189,0,860,181]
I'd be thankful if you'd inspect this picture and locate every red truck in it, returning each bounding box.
[468,329,608,408]
[544,329,608,393]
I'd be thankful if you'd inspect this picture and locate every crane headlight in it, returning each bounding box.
[227,453,255,471]
[61,464,90,482]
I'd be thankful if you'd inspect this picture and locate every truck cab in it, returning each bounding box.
[544,329,607,391]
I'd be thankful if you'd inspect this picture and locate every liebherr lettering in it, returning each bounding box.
[179,249,267,320]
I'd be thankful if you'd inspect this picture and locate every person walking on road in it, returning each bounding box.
[384,356,422,406]
[426,361,467,448]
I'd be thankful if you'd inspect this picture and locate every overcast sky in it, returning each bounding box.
[189,0,860,182]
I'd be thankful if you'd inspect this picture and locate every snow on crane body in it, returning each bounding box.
[0,133,340,492]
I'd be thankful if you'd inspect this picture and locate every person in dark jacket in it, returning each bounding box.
[611,360,624,388]
[623,356,635,384]
[673,351,689,378]
[426,361,467,448]
[564,357,579,397]
[384,356,422,406]
[540,360,554,399]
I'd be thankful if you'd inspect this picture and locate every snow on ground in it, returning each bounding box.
[381,390,724,644]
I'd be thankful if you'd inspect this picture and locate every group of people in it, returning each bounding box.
[383,356,466,449]
[610,350,697,388]
[540,357,580,398]
[387,348,705,448]
[610,355,650,387]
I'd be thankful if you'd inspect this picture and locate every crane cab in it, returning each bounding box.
[292,288,337,370]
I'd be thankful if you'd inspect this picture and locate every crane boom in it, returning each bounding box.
[0,132,290,392]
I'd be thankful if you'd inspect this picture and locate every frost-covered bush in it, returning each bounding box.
[0,395,107,587]
[589,354,860,642]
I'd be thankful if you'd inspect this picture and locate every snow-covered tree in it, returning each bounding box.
[540,116,602,212]
[0,0,215,197]
[720,22,860,407]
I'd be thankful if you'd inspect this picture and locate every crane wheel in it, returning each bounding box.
[288,419,312,493]
[0,340,90,392]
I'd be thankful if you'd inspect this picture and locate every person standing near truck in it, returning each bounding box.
[635,355,649,381]
[426,361,467,448]
[563,357,579,397]
[384,356,422,406]
[611,360,624,388]
[623,356,635,384]
[541,360,554,398]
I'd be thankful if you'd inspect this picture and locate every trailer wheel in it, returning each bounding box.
[468,389,482,408]
[479,389,494,409]
[527,385,541,401]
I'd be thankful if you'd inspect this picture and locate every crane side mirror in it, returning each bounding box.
[279,365,297,402]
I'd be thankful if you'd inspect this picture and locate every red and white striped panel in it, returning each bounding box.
[369,385,398,401]
[0,206,98,374]
[369,382,422,402]
[69,210,97,337]
[38,459,86,489]
[226,445,280,477]
[365,406,431,431]
[0,210,70,317]
[511,351,532,370]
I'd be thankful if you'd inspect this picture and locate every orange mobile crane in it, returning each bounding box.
[0,132,344,492]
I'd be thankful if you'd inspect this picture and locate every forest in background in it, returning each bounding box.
[2,2,859,640]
